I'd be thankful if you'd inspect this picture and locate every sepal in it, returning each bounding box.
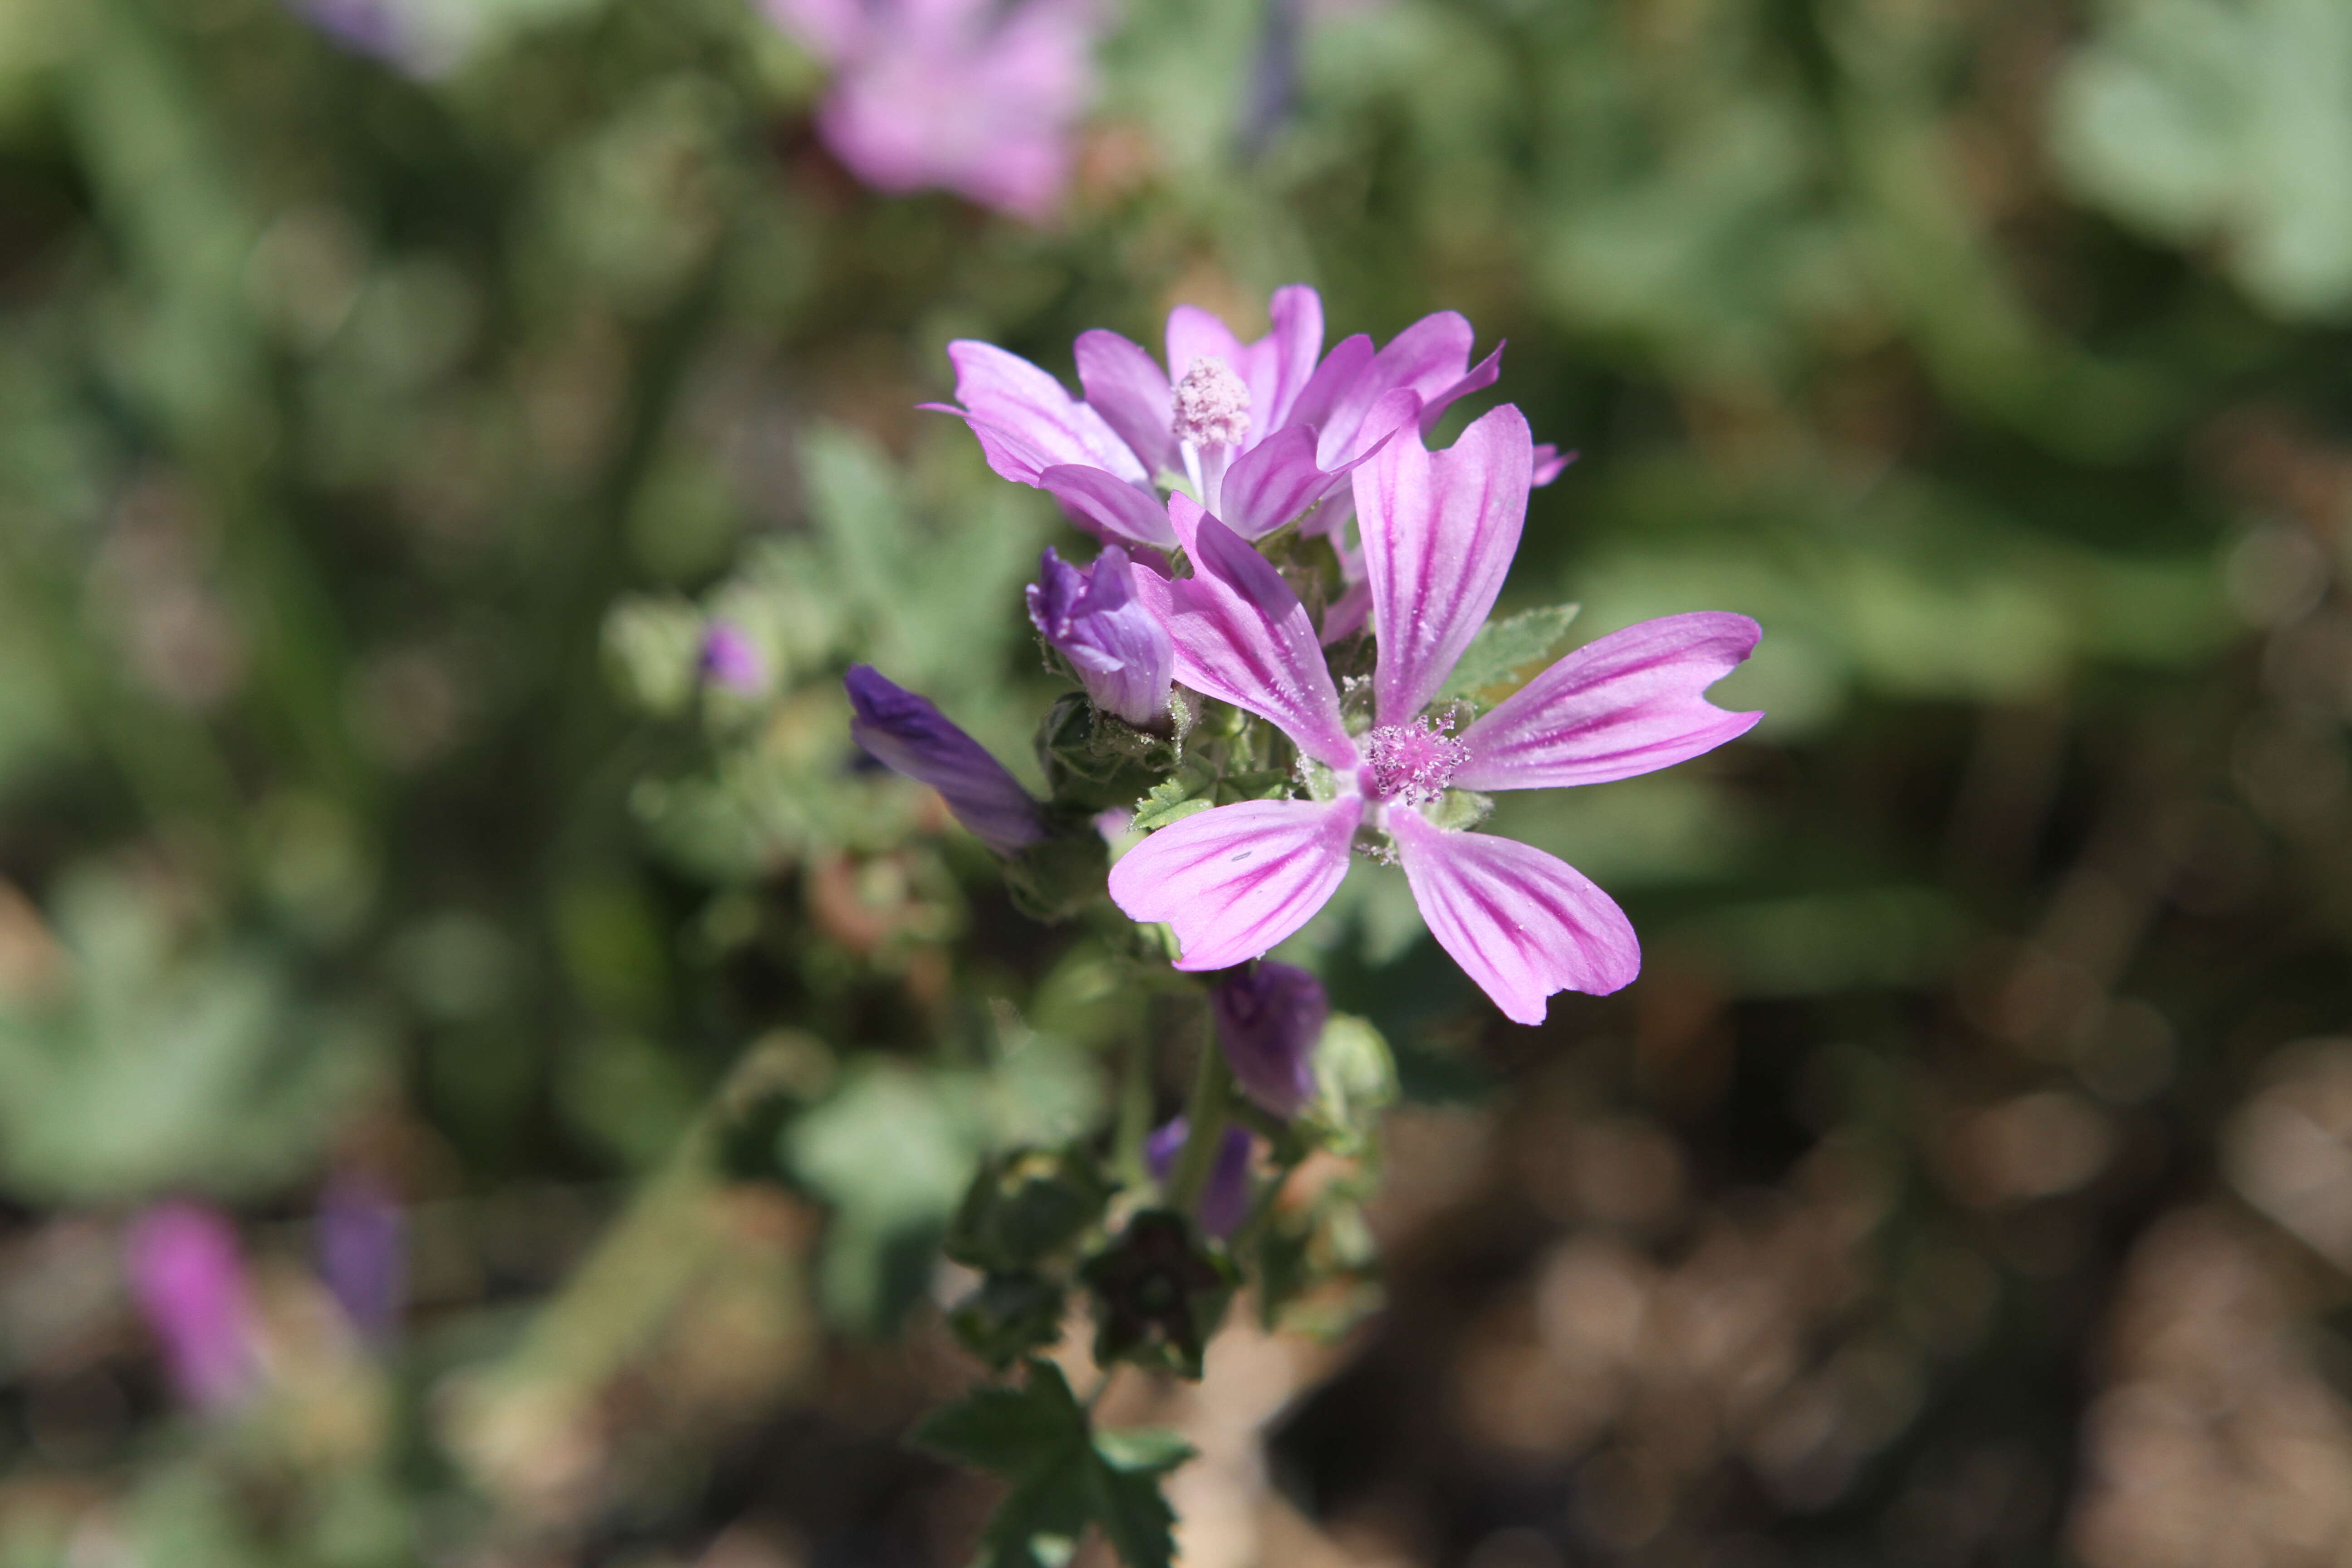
[1079,1210,1238,1380]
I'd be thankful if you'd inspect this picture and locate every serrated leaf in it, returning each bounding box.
[1083,1462,1181,1568]
[907,1362,1192,1568]
[1129,756,1219,832]
[905,1365,1084,1478]
[1441,603,1582,700]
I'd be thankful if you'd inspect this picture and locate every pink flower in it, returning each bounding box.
[124,1202,256,1414]
[700,620,768,695]
[764,0,1098,221]
[928,284,1558,550]
[1108,406,1762,1025]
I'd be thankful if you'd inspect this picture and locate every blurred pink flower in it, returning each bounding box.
[124,1202,255,1414]
[764,0,1099,221]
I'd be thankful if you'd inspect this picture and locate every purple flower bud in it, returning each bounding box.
[1212,961,1326,1118]
[845,666,1046,857]
[123,1202,255,1414]
[700,620,767,695]
[317,1172,406,1343]
[1145,1118,1255,1238]
[1025,547,1175,730]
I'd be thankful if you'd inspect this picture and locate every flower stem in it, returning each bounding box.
[1113,1028,1152,1191]
[1163,1022,1233,1220]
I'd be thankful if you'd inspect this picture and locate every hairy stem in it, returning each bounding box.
[1163,1019,1233,1219]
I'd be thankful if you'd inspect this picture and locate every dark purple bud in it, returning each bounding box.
[124,1202,254,1414]
[845,666,1046,857]
[1212,961,1326,1118]
[700,620,767,695]
[1024,546,1175,730]
[317,1171,406,1343]
[1145,1118,1254,1238]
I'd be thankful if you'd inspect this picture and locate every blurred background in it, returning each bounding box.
[1,0,2351,1563]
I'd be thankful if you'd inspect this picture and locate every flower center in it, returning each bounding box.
[1171,356,1252,449]
[1364,715,1469,806]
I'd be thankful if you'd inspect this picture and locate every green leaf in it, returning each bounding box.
[945,1148,1116,1274]
[948,1272,1068,1369]
[1083,1464,1181,1568]
[1441,603,1582,700]
[906,1362,1192,1568]
[1129,756,1220,832]
[907,1362,1085,1477]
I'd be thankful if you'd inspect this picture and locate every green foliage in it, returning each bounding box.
[0,869,380,1202]
[0,0,2346,1556]
[1439,603,1582,702]
[2056,0,2352,318]
[946,1148,1117,1275]
[907,1361,1194,1568]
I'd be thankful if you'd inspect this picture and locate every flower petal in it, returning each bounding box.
[941,341,1148,485]
[1532,443,1576,486]
[1217,412,1404,539]
[1162,497,1357,769]
[1256,284,1324,432]
[1415,341,1502,433]
[1074,329,1176,477]
[1357,403,1534,726]
[1286,332,1374,437]
[1455,612,1763,790]
[1370,310,1478,401]
[1320,578,1372,645]
[1039,464,1178,549]
[1107,797,1362,970]
[1166,305,1245,387]
[1390,810,1639,1023]
[845,666,1044,856]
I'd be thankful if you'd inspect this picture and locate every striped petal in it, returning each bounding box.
[1390,810,1639,1023]
[1357,404,1534,727]
[1108,797,1362,971]
[1455,612,1763,791]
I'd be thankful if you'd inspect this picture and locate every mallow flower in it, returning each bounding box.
[846,666,1045,856]
[700,619,768,695]
[1212,962,1326,1117]
[1026,545,1175,730]
[1110,406,1763,1025]
[125,1201,256,1414]
[931,284,1542,550]
[763,0,1097,222]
